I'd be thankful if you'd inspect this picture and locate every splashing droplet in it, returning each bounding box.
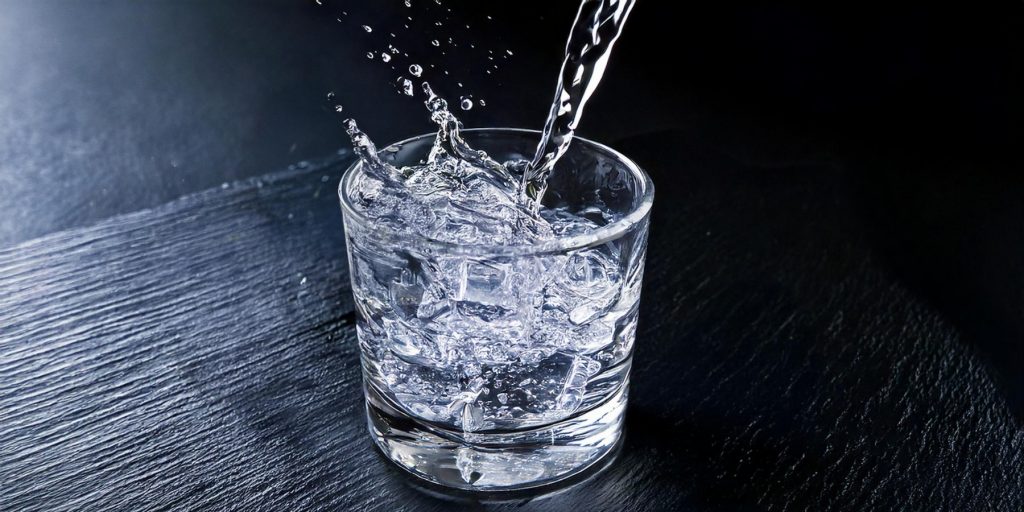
[398,77,415,96]
[409,64,423,77]
[459,97,473,110]
[361,25,372,33]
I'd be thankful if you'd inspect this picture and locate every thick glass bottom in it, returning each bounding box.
[365,379,627,491]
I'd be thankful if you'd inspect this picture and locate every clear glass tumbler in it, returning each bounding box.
[339,129,654,490]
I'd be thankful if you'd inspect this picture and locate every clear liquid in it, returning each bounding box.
[343,1,639,435]
[523,0,637,207]
[344,128,637,431]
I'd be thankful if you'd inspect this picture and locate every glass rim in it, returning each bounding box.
[338,127,654,257]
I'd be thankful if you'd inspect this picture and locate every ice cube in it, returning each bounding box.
[454,259,509,305]
[388,270,423,320]
[455,447,551,486]
[548,249,622,325]
[554,355,602,412]
[381,317,434,365]
[415,280,449,320]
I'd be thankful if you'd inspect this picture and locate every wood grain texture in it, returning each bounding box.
[1,140,1021,511]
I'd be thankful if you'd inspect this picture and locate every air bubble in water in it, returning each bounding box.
[459,97,473,110]
[381,53,392,62]
[479,99,486,107]
[431,40,440,47]
[366,51,374,59]
[361,25,372,33]
[409,64,423,77]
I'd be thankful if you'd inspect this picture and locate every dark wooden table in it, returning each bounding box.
[2,2,1022,510]
[3,134,1022,510]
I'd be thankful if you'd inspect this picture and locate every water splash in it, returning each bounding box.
[346,0,636,214]
[420,83,517,190]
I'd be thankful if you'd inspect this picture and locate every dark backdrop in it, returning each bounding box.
[2,0,1021,413]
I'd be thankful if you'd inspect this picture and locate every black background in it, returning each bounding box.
[2,1,1022,509]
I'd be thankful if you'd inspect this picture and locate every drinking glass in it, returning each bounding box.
[339,128,653,490]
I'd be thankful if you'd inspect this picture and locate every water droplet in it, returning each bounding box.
[431,39,440,47]
[381,53,391,62]
[409,64,423,77]
[478,99,486,107]
[334,105,344,112]
[326,91,335,100]
[457,82,463,88]
[506,49,514,56]
[421,82,436,98]
[314,0,322,4]
[404,0,411,6]
[366,51,374,59]
[399,77,414,96]
[459,97,473,110]
[361,25,372,33]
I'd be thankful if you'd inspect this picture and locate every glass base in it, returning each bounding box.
[365,380,627,491]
